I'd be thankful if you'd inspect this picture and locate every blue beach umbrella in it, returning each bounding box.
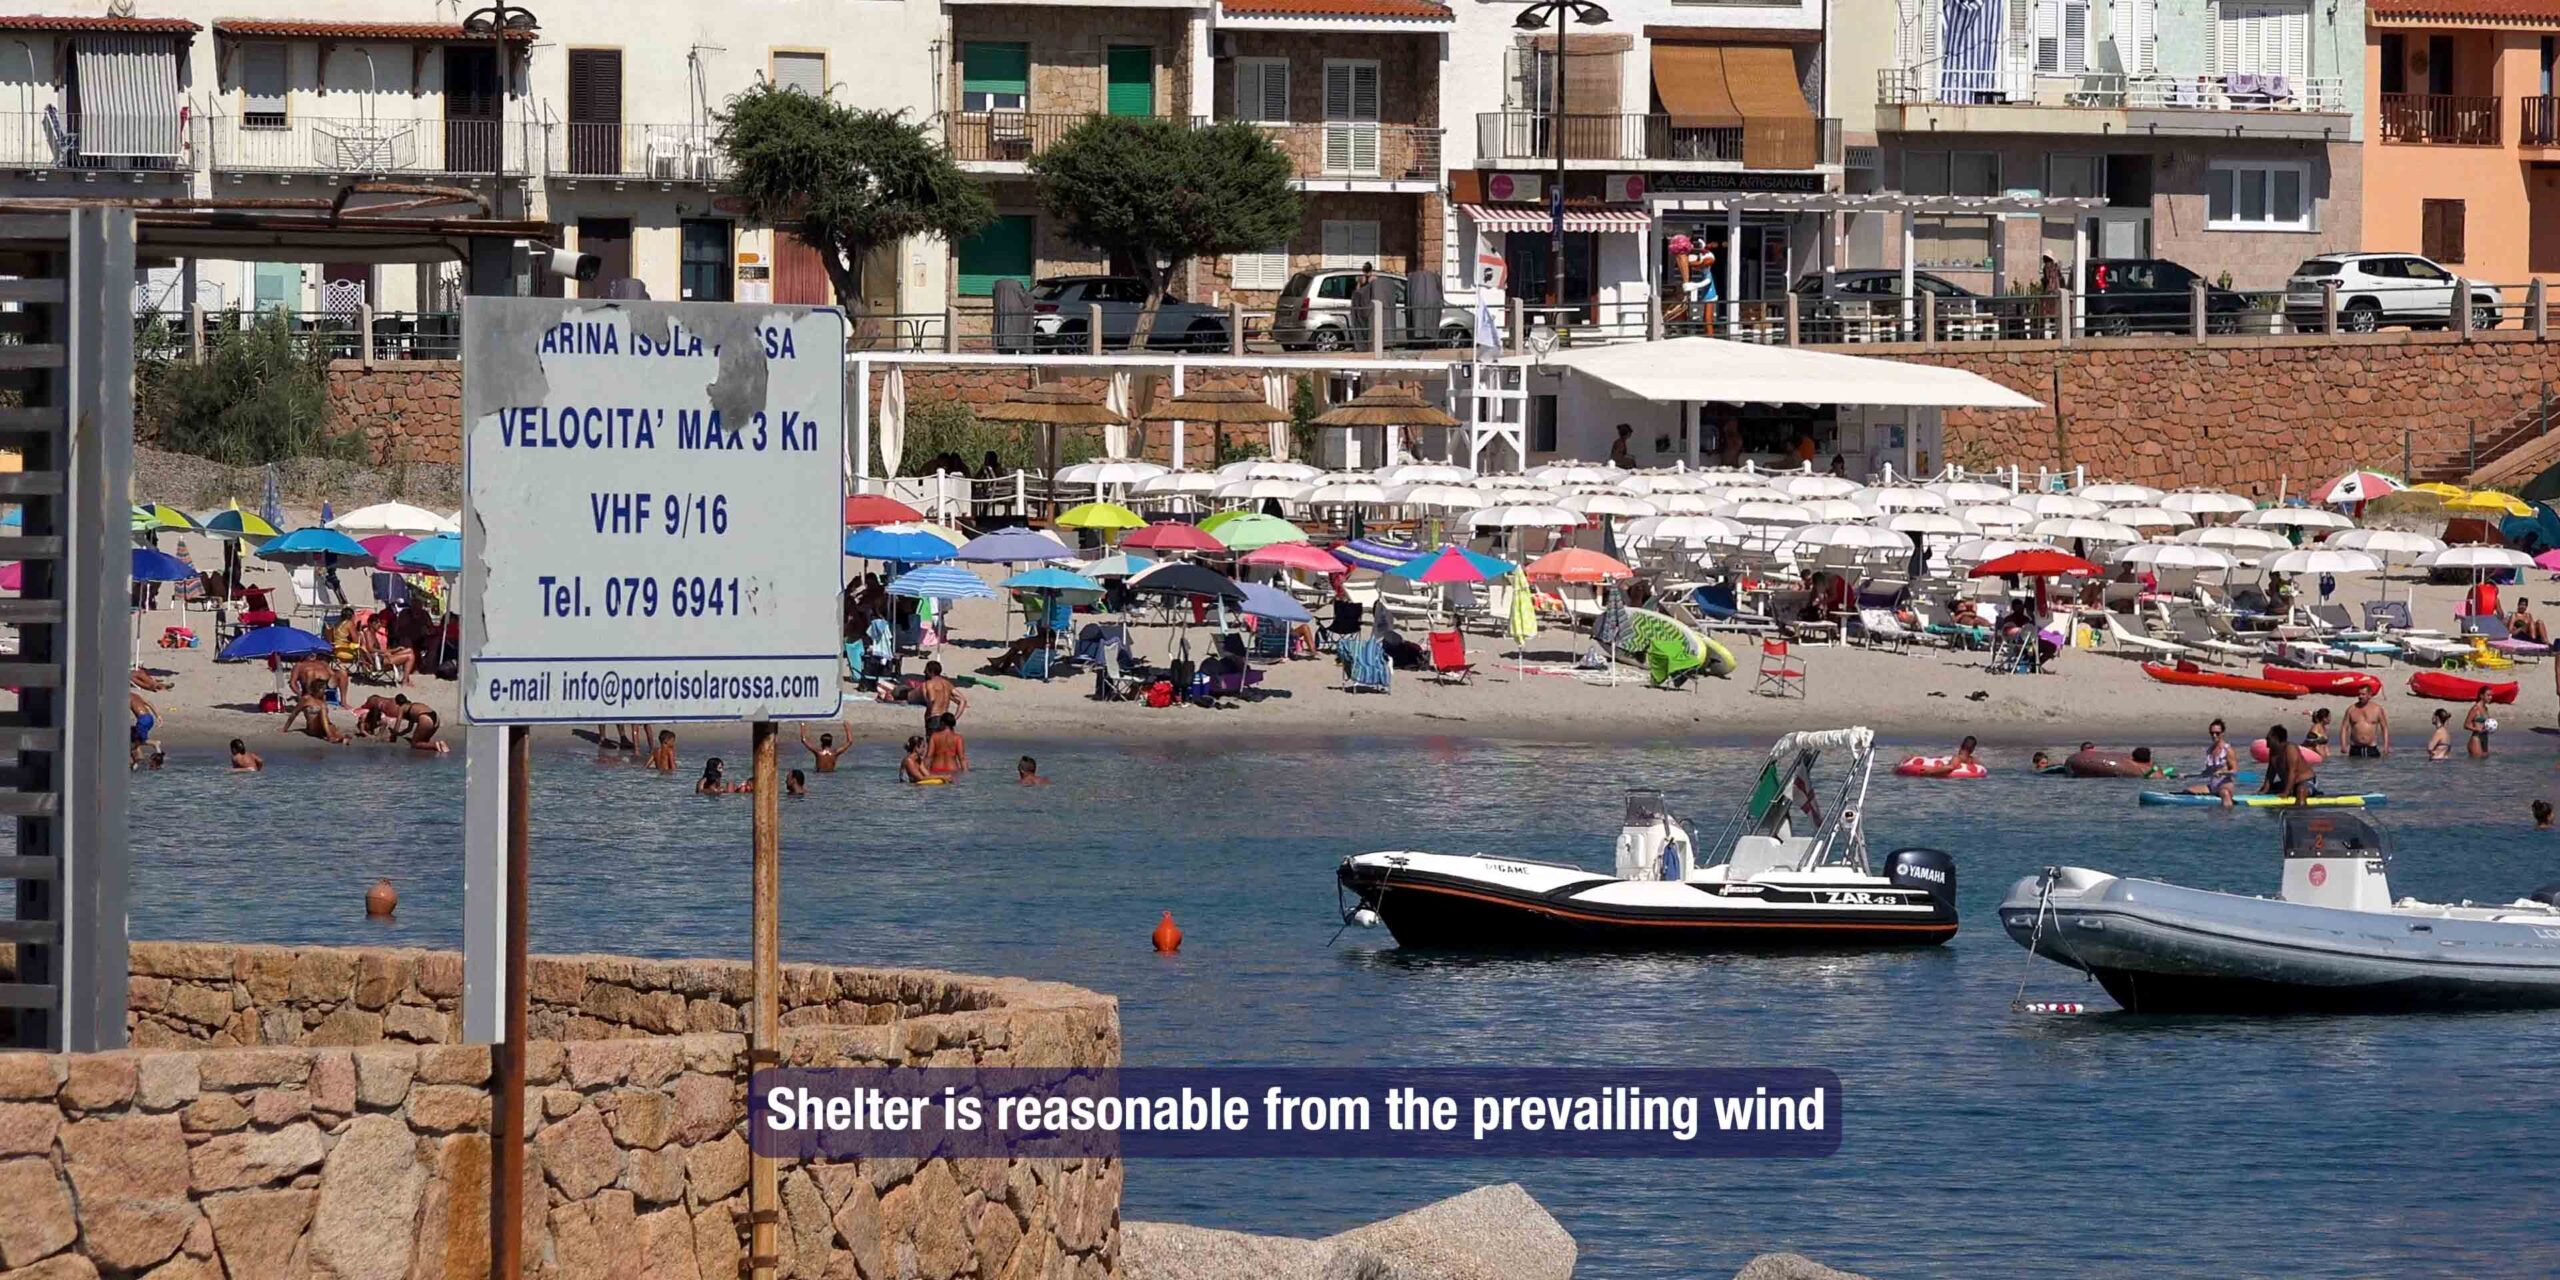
[887,565,995,600]
[999,566,1103,594]
[1386,544,1517,582]
[1234,580,1313,624]
[131,547,196,582]
[951,528,1076,564]
[216,624,332,663]
[1083,551,1154,579]
[1336,536,1420,573]
[844,525,958,563]
[255,527,373,569]
[395,533,462,575]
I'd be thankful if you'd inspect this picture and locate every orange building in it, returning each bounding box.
[2367,0,2560,281]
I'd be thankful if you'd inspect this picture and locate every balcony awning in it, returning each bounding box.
[1650,43,1740,129]
[212,19,541,42]
[1459,204,1653,234]
[74,34,183,159]
[0,15,197,34]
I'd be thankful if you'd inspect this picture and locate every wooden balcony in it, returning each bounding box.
[2380,94,2500,146]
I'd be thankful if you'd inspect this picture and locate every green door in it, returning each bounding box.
[1105,46,1154,117]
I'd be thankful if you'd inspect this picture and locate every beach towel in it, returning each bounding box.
[1338,636,1391,692]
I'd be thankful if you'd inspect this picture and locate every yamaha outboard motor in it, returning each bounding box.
[1886,847,1958,912]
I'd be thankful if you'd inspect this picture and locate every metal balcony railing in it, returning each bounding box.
[2527,96,2560,146]
[1251,122,1441,181]
[1474,112,1840,169]
[551,122,727,183]
[207,114,542,176]
[944,110,1122,163]
[0,110,189,172]
[2382,94,2501,145]
[1881,65,2348,113]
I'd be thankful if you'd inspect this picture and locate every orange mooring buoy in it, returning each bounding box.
[1151,911,1182,953]
[365,879,398,918]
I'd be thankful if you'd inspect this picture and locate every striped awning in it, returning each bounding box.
[1458,204,1653,234]
[72,35,183,159]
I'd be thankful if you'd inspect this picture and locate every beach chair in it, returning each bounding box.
[2460,614,2550,661]
[1426,630,1476,685]
[1754,639,1806,699]
[1916,600,1991,650]
[2172,614,2254,666]
[1687,583,1774,633]
[1854,608,1917,653]
[2103,610,2196,660]
[289,568,347,617]
[1252,615,1290,662]
[1338,636,1391,693]
[2307,605,2400,664]
[1091,645,1142,702]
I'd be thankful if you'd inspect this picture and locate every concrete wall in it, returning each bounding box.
[0,940,1120,1280]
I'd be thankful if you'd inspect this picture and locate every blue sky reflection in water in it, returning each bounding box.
[129,733,2560,1278]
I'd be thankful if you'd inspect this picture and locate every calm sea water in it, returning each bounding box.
[127,731,2560,1279]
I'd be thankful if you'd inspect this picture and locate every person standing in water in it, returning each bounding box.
[1017,756,1049,785]
[799,721,850,773]
[2344,691,2388,758]
[2427,709,2454,760]
[2464,689,2495,758]
[899,736,931,784]
[785,769,807,797]
[647,729,678,773]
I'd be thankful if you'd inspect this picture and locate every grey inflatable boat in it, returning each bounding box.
[2000,810,2560,1013]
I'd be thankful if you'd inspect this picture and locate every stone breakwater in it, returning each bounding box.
[0,941,1120,1280]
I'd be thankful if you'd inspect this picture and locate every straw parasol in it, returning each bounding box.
[977,385,1127,518]
[1311,385,1460,470]
[1140,386,1291,465]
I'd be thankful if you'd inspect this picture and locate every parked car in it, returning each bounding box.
[2282,253,2502,333]
[1788,269,1982,301]
[1025,276,1232,352]
[1271,268,1474,351]
[2081,258,2253,335]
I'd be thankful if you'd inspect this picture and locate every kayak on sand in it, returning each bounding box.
[2141,660,2303,698]
[2259,665,2383,697]
[2406,670,2520,703]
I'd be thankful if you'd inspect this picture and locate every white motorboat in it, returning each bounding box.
[2002,809,2560,1013]
[1336,728,1958,950]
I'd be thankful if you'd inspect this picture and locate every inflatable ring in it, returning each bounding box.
[913,776,949,786]
[2248,740,2324,765]
[1895,755,1987,779]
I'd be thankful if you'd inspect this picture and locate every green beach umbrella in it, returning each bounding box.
[135,503,201,532]
[1207,512,1307,552]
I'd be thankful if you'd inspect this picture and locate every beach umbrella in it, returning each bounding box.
[1335,537,1423,572]
[1724,500,1816,527]
[2310,471,2405,506]
[1311,387,1461,468]
[1855,487,1948,513]
[1623,473,1710,494]
[1946,537,2059,566]
[1209,512,1310,552]
[2418,545,2533,572]
[1136,388,1287,464]
[887,565,996,600]
[1213,477,1312,502]
[1885,510,1976,538]
[1506,571,1538,672]
[2266,547,2384,576]
[216,624,332,663]
[259,465,282,529]
[1304,480,1393,506]
[843,493,925,527]
[1122,522,1226,554]
[2238,506,2354,531]
[2178,526,2289,559]
[1956,504,2034,530]
[1083,551,1156,578]
[1927,480,2014,504]
[2538,549,2560,571]
[1772,473,1861,499]
[1126,560,1246,602]
[2106,505,2195,530]
[1970,548,2102,578]
[396,533,462,575]
[1623,514,1746,548]
[2076,483,2166,506]
[1217,459,1324,482]
[1560,492,1658,518]
[2444,489,2534,518]
[134,503,201,532]
[952,528,1076,563]
[2117,541,2235,571]
[1700,485,1786,506]
[1794,498,1869,524]
[1056,459,1170,488]
[131,547,195,582]
[202,507,281,543]
[2019,492,2105,518]
[328,502,456,536]
[1000,566,1103,595]
[977,385,1127,515]
[843,524,960,563]
[1233,580,1313,624]
[1055,502,1144,533]
[1649,493,1722,515]
[1524,548,1634,583]
[1474,481,1564,503]
[2327,528,2445,561]
[1388,545,1514,585]
[2028,516,2142,545]
[1133,471,1221,498]
[1375,463,1473,486]
[358,534,417,571]
[2159,489,2256,516]
[1466,504,1580,531]
[2407,482,2469,501]
[1386,483,1486,511]
[1530,463,1619,487]
[255,527,373,569]
[1241,542,1349,575]
[1786,524,1912,556]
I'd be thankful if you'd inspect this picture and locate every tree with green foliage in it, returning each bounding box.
[139,311,350,465]
[1031,117,1300,346]
[717,85,994,315]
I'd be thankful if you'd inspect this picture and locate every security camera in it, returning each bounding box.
[542,247,601,282]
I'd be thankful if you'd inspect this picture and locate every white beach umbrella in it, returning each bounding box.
[1797,498,1871,523]
[1886,510,1977,538]
[2238,506,2354,531]
[1632,473,1714,493]
[1783,523,1913,558]
[2117,541,2235,571]
[1531,463,1619,487]
[1625,514,1747,547]
[1948,537,2059,564]
[1466,504,1581,530]
[2028,517,2143,544]
[1375,463,1472,486]
[1957,504,2035,530]
[1213,477,1312,502]
[1650,493,1722,514]
[1386,483,1486,510]
[2077,482,2166,506]
[2178,525,2290,552]
[1134,471,1220,497]
[329,502,456,536]
[1561,491,1660,518]
[1058,459,1169,486]
[1218,459,1323,481]
[1725,500,1818,527]
[1772,473,1862,499]
[2020,492,2105,518]
[1856,486,1950,512]
[1303,480,1393,506]
[2159,489,2257,516]
[2418,545,2534,571]
[1489,485,1563,503]
[2108,505,2196,530]
[1928,480,2015,504]
[2327,528,2446,561]
[1477,473,1549,489]
[2266,547,2384,576]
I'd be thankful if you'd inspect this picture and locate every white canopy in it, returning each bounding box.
[1530,338,2044,409]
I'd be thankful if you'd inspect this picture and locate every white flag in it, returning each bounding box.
[1473,294,1503,364]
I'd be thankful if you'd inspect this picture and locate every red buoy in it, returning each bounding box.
[1151,911,1182,953]
[365,879,398,918]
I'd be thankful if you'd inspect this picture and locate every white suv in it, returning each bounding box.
[2283,253,2501,333]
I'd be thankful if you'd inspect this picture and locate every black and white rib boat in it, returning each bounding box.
[1336,728,1959,950]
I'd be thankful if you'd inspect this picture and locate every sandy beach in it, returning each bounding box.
[121,516,2558,761]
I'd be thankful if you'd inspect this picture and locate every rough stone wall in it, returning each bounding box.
[327,360,462,467]
[0,942,1121,1280]
[949,8,1191,119]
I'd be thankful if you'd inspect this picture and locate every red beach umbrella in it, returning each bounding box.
[1968,548,2102,579]
[844,493,923,527]
[1121,522,1225,553]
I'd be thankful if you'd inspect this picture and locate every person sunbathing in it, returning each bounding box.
[2510,599,2549,644]
[129,666,171,692]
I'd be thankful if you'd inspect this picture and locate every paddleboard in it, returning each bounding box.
[2138,791,2384,809]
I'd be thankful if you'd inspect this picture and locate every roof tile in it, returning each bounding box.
[212,18,537,40]
[1219,0,1454,21]
[0,14,199,33]
[2370,0,2560,19]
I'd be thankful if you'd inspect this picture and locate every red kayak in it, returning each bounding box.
[2260,665,2383,697]
[2406,670,2520,703]
[2141,660,2303,698]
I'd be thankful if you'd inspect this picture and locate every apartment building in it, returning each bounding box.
[0,1,944,320]
[2364,0,2560,281]
[1862,0,2364,290]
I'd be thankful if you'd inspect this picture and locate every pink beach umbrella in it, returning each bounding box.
[1239,542,1350,575]
[2534,549,2560,572]
[1396,546,1493,585]
[1121,522,1225,554]
[0,562,18,591]
[359,534,418,571]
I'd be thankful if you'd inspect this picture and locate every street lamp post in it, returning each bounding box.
[1514,0,1609,312]
[461,4,540,213]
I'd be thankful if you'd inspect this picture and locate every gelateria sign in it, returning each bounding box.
[458,298,846,724]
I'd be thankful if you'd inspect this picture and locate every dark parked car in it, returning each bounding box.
[1026,276,1233,352]
[2081,257,2251,335]
[1788,269,1983,301]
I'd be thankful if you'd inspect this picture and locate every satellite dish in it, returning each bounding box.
[1527,325,1559,358]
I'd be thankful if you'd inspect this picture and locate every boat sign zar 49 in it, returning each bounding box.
[1336,728,1958,950]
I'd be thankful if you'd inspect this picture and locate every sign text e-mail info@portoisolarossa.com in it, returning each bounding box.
[460,299,846,725]
[750,1068,1842,1160]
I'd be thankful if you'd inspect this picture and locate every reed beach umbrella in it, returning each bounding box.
[976,385,1127,517]
[1311,385,1460,470]
[1140,386,1290,464]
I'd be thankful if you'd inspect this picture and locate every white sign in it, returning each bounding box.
[1474,248,1507,294]
[460,298,846,724]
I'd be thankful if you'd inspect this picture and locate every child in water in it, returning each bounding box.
[899,736,931,785]
[696,757,748,795]
[2427,709,2453,761]
[229,738,263,772]
[648,730,678,773]
[786,769,807,797]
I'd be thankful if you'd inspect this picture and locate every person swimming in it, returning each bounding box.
[229,738,263,772]
[2129,745,2166,778]
[697,757,735,795]
[1017,755,1049,786]
[899,736,931,785]
[2030,751,2053,773]
[786,768,807,797]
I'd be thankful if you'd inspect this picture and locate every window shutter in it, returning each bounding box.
[772,51,827,97]
[243,43,286,121]
[2108,0,2153,73]
[2007,0,2037,75]
[2064,0,2090,72]
[1324,62,1380,174]
[1232,246,1290,291]
[568,49,622,125]
[2033,0,2061,72]
[1236,59,1288,123]
[1321,220,1378,269]
[2279,3,2308,81]
[1917,0,1941,71]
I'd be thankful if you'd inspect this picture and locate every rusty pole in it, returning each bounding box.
[490,724,530,1280]
[747,721,782,1280]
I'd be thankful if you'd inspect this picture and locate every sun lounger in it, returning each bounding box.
[2171,615,2255,666]
[1855,608,1917,653]
[2104,611,2195,659]
[2306,605,2399,663]
[2460,614,2550,660]
[2396,632,2473,667]
[1686,583,1774,632]
[2363,600,2418,633]
[1915,600,1990,649]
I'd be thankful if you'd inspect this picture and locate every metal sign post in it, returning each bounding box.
[460,299,845,1280]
